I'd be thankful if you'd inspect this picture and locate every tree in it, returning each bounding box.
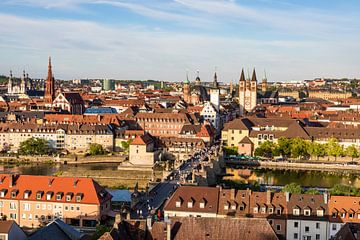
[254,141,277,158]
[346,144,359,161]
[121,139,133,154]
[330,184,359,196]
[223,146,239,156]
[290,138,309,160]
[19,138,49,155]
[281,183,302,194]
[326,138,343,161]
[307,142,325,160]
[305,188,320,195]
[277,137,292,158]
[88,143,106,155]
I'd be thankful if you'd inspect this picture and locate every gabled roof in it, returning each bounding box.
[0,174,111,205]
[239,136,253,144]
[131,134,153,145]
[28,219,88,240]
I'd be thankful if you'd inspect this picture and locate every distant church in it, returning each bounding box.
[7,70,32,95]
[238,68,278,115]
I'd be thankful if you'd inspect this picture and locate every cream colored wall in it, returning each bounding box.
[222,129,249,147]
[0,199,104,228]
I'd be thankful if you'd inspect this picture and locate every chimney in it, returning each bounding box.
[266,190,272,205]
[9,174,15,188]
[285,192,290,202]
[230,189,235,200]
[146,216,152,231]
[48,178,53,187]
[324,193,328,204]
[166,220,171,240]
[113,213,122,229]
[73,179,78,187]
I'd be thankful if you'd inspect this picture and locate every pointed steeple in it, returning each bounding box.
[239,68,245,82]
[45,56,55,103]
[195,70,201,85]
[251,68,257,82]
[213,71,219,88]
[184,71,190,84]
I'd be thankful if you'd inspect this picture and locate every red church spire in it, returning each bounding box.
[44,56,55,103]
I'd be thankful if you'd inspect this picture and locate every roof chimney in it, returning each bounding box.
[230,189,235,200]
[266,190,272,205]
[9,174,15,188]
[48,178,54,187]
[285,192,290,202]
[324,193,328,204]
[166,220,171,240]
[73,179,78,187]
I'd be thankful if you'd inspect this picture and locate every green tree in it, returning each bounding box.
[330,184,360,196]
[223,146,239,156]
[326,138,343,161]
[346,144,359,161]
[307,142,325,160]
[290,138,309,160]
[88,143,106,155]
[281,183,302,194]
[121,139,133,154]
[19,138,49,155]
[305,188,320,195]
[254,141,277,158]
[277,137,292,158]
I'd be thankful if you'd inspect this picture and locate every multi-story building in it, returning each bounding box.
[286,193,329,240]
[0,123,114,153]
[163,186,219,218]
[135,112,195,138]
[0,174,111,228]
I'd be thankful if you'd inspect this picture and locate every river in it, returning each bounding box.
[224,167,360,188]
[1,163,359,189]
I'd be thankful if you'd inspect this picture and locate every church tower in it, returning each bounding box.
[213,71,219,88]
[20,70,26,94]
[7,70,13,94]
[44,57,55,104]
[239,68,258,115]
[262,70,267,92]
[250,69,258,110]
[183,73,190,103]
[238,69,246,115]
[195,70,201,86]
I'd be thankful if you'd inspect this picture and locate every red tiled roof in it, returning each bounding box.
[0,174,111,205]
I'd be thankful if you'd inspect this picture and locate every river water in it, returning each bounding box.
[1,163,359,188]
[224,167,360,188]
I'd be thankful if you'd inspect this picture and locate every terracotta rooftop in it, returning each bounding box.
[0,174,111,205]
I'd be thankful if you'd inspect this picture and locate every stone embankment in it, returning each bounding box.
[227,160,360,172]
[0,155,126,164]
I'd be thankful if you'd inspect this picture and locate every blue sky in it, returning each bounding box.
[0,0,360,82]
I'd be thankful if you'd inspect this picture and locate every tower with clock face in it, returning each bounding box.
[239,68,258,115]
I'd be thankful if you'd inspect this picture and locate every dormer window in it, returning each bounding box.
[253,206,259,213]
[36,191,43,200]
[66,192,73,202]
[269,208,274,214]
[56,192,63,201]
[0,189,7,198]
[317,209,324,217]
[293,208,300,216]
[187,201,193,208]
[24,190,31,199]
[46,191,53,200]
[261,206,267,214]
[76,193,83,202]
[200,202,205,209]
[176,201,181,208]
[224,202,229,210]
[11,189,18,198]
[304,209,311,216]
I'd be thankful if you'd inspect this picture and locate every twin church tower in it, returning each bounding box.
[183,68,268,115]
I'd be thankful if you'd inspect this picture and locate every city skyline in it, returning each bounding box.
[1,0,360,82]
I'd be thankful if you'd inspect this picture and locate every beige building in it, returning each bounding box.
[0,123,114,153]
[308,90,352,100]
[0,174,111,228]
[129,134,158,166]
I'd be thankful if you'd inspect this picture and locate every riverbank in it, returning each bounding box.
[0,154,126,165]
[226,160,360,172]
